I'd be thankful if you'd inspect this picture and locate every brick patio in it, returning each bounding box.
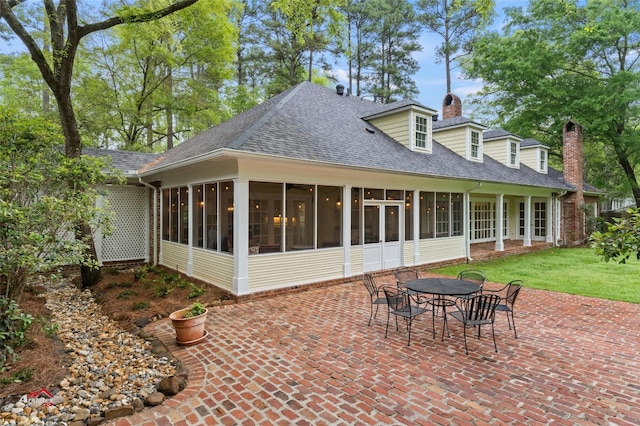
[107,274,640,425]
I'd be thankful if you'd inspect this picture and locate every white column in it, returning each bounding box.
[187,184,193,275]
[546,196,554,243]
[524,195,532,247]
[495,194,504,251]
[413,189,421,265]
[234,178,250,295]
[343,185,352,277]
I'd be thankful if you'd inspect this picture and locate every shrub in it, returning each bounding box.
[183,302,206,318]
[133,301,149,310]
[187,283,205,299]
[154,284,173,298]
[0,299,33,370]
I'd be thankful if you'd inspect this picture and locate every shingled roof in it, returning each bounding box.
[137,82,573,191]
[83,147,160,177]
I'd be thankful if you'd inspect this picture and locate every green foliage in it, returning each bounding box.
[37,318,58,338]
[105,267,120,275]
[0,107,120,302]
[183,302,206,318]
[133,301,150,310]
[0,367,34,386]
[591,208,640,264]
[106,281,133,290]
[154,284,173,298]
[117,290,138,300]
[463,0,640,205]
[417,0,495,92]
[0,298,33,370]
[187,283,205,299]
[431,247,640,304]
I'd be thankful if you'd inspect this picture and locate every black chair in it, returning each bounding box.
[448,293,501,355]
[456,269,486,298]
[484,280,523,338]
[393,269,429,306]
[362,274,387,326]
[382,286,430,346]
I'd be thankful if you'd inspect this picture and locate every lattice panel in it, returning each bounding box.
[102,186,148,261]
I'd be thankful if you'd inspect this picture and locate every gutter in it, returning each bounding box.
[465,182,483,262]
[138,177,158,266]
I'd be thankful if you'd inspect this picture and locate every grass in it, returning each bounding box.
[429,247,640,304]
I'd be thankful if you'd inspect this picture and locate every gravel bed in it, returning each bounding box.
[0,278,183,426]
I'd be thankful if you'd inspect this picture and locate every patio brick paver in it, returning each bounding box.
[105,274,640,425]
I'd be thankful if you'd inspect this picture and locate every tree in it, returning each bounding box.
[84,0,236,151]
[0,107,118,303]
[0,0,199,286]
[341,0,378,97]
[363,0,421,103]
[463,0,640,207]
[271,0,345,82]
[416,0,495,93]
[591,208,640,263]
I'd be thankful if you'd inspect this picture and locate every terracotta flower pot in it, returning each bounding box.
[169,307,208,345]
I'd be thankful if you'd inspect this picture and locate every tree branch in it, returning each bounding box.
[78,0,199,38]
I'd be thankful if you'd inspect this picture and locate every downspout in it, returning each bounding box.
[554,190,567,247]
[465,182,483,262]
[139,177,158,266]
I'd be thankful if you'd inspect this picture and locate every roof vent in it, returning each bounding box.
[336,84,345,96]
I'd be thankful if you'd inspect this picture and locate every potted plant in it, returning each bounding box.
[169,302,208,345]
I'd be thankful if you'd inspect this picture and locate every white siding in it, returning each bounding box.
[192,249,234,292]
[419,237,465,263]
[247,249,344,292]
[520,148,538,171]
[483,140,507,165]
[350,246,364,276]
[403,241,415,266]
[433,128,466,157]
[369,112,410,147]
[160,242,189,273]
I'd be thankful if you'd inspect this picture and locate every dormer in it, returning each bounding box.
[432,116,487,162]
[520,138,549,174]
[483,129,522,169]
[363,102,437,154]
[432,93,487,162]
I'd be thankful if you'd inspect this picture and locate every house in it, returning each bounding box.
[87,82,601,297]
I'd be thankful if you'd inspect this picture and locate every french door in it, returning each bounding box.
[363,202,402,272]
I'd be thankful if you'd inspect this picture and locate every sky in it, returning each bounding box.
[330,0,528,116]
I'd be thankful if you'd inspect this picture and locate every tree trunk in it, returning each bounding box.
[55,90,103,287]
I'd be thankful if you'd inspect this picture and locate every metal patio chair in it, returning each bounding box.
[456,269,486,298]
[484,280,523,338]
[448,293,501,355]
[382,285,430,346]
[362,273,387,326]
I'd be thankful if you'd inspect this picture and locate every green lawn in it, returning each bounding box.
[429,247,640,304]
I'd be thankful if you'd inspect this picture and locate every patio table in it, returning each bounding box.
[405,278,480,339]
[405,277,479,296]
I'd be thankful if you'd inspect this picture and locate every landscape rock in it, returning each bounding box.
[0,278,180,425]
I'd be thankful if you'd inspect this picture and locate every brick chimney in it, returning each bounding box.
[561,119,585,245]
[442,93,462,120]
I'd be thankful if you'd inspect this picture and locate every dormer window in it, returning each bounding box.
[413,113,432,152]
[510,141,518,167]
[415,116,428,148]
[469,130,481,161]
[539,149,547,173]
